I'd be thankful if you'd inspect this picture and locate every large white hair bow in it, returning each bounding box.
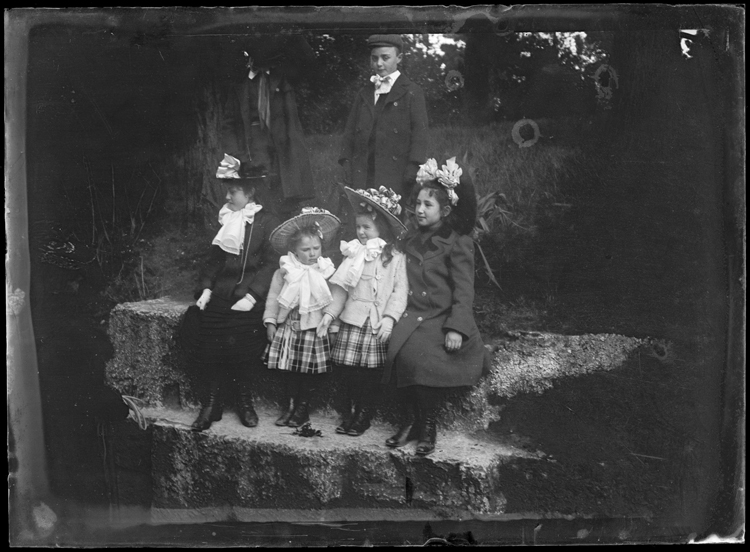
[415,157,461,205]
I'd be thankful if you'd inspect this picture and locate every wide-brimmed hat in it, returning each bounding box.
[367,34,404,51]
[270,207,341,254]
[215,153,267,184]
[344,186,408,239]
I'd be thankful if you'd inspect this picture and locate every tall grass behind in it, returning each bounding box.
[306,121,584,286]
[127,119,584,301]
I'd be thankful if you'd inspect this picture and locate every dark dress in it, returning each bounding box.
[219,35,316,206]
[194,209,280,365]
[384,224,485,388]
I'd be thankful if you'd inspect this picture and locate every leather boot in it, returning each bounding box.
[386,391,420,448]
[287,375,315,428]
[275,397,295,426]
[276,373,300,426]
[336,372,355,434]
[191,378,223,432]
[415,387,439,456]
[348,372,375,436]
[237,381,258,428]
[335,400,354,434]
[347,404,372,436]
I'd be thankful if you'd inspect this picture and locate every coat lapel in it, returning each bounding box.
[359,85,376,115]
[382,74,410,105]
[423,225,455,261]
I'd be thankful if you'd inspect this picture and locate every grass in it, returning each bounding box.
[112,122,583,304]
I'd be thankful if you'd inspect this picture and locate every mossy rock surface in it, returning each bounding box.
[106,300,648,432]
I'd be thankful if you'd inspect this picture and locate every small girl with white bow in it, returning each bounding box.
[264,208,341,428]
[318,187,408,437]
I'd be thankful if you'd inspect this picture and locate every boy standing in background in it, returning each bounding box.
[339,35,429,204]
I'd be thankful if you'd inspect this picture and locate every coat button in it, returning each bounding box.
[392,155,398,161]
[421,291,427,296]
[407,258,411,263]
[403,312,408,317]
[393,101,398,106]
[408,290,413,295]
[417,317,423,322]
[393,128,399,133]
[275,88,280,92]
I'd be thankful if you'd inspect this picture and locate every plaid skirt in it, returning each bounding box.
[331,318,386,369]
[265,309,332,374]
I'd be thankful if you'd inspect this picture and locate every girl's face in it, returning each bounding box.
[293,235,322,266]
[355,214,380,244]
[225,186,253,211]
[415,188,449,229]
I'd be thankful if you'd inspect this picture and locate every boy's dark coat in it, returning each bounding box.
[339,74,429,196]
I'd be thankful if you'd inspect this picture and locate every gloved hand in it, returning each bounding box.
[316,312,334,338]
[376,316,394,343]
[196,289,212,310]
[231,294,256,312]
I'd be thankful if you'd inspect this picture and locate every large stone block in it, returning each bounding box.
[105,299,649,432]
[137,405,543,516]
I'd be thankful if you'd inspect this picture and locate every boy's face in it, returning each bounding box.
[370,46,402,78]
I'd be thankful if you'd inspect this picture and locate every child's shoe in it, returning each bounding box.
[275,398,295,426]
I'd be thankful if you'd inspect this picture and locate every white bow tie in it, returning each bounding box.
[370,74,392,92]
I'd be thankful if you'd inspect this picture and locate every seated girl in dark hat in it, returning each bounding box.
[190,154,281,432]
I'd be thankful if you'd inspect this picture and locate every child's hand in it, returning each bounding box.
[444,331,463,353]
[231,294,256,312]
[376,316,394,343]
[196,289,212,310]
[316,313,334,338]
[266,323,277,342]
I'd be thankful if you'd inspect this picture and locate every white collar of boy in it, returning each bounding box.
[212,202,263,255]
[277,254,335,315]
[336,238,387,288]
[371,70,400,98]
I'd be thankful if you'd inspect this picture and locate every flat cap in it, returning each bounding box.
[367,34,404,50]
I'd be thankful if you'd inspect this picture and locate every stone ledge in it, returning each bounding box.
[105,298,650,432]
[140,405,544,516]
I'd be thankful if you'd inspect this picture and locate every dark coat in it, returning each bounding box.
[384,224,485,388]
[197,210,281,304]
[220,36,316,202]
[339,74,429,197]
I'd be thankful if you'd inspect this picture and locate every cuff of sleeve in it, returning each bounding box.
[244,293,257,309]
[264,318,277,327]
[443,323,468,340]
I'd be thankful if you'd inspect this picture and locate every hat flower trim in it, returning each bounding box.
[216,153,242,179]
[416,157,461,205]
[356,186,402,217]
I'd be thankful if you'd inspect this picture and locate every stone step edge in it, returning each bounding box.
[150,506,651,525]
[140,405,546,465]
[71,503,657,529]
